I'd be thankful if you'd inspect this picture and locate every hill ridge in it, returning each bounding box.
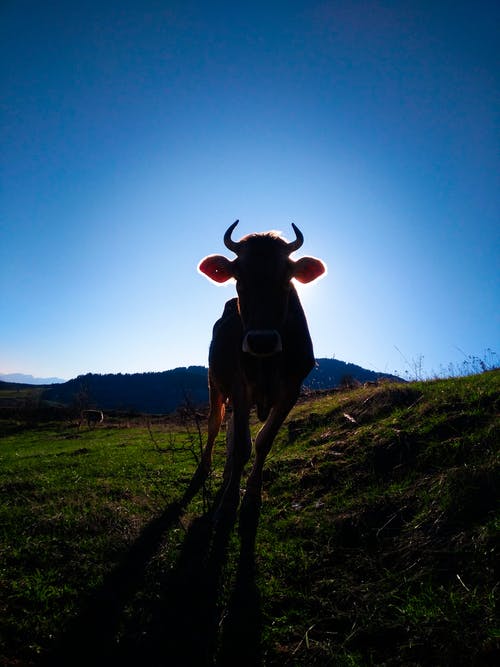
[36,359,400,413]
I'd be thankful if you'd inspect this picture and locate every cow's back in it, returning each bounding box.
[209,298,243,396]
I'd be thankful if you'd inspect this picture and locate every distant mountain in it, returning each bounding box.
[40,360,400,414]
[42,367,209,414]
[0,373,66,385]
[306,358,399,390]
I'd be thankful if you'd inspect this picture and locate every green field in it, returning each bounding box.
[1,371,498,666]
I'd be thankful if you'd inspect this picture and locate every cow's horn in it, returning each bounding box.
[287,223,304,252]
[224,219,241,253]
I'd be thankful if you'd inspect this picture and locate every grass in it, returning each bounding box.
[0,419,209,664]
[0,370,499,665]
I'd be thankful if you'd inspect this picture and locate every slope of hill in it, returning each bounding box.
[308,357,398,388]
[254,369,499,664]
[0,370,497,665]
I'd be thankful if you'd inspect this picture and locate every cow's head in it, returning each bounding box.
[198,220,326,357]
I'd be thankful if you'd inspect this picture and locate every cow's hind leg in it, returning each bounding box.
[185,379,225,503]
[201,379,226,474]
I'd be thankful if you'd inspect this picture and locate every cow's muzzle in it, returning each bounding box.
[242,329,282,357]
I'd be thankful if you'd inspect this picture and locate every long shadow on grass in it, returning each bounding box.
[217,502,263,666]
[45,469,262,666]
[128,492,263,665]
[45,469,204,666]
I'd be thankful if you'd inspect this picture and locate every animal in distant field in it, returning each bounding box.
[81,409,104,429]
[198,220,326,517]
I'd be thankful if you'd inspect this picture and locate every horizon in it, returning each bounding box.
[2,348,496,386]
[2,1,499,380]
[0,354,385,383]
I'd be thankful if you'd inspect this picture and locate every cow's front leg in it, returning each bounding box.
[243,385,299,504]
[217,395,251,521]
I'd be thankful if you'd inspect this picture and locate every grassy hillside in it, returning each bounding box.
[0,371,498,666]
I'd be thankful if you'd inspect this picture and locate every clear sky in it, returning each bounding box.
[1,0,499,380]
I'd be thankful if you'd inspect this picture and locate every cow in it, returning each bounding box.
[197,220,326,521]
[80,409,104,429]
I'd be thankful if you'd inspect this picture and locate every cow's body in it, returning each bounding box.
[198,221,326,516]
[80,409,104,429]
[209,293,315,420]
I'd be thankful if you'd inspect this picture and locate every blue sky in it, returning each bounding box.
[1,0,498,380]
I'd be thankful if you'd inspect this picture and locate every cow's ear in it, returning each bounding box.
[292,257,326,284]
[198,255,234,284]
